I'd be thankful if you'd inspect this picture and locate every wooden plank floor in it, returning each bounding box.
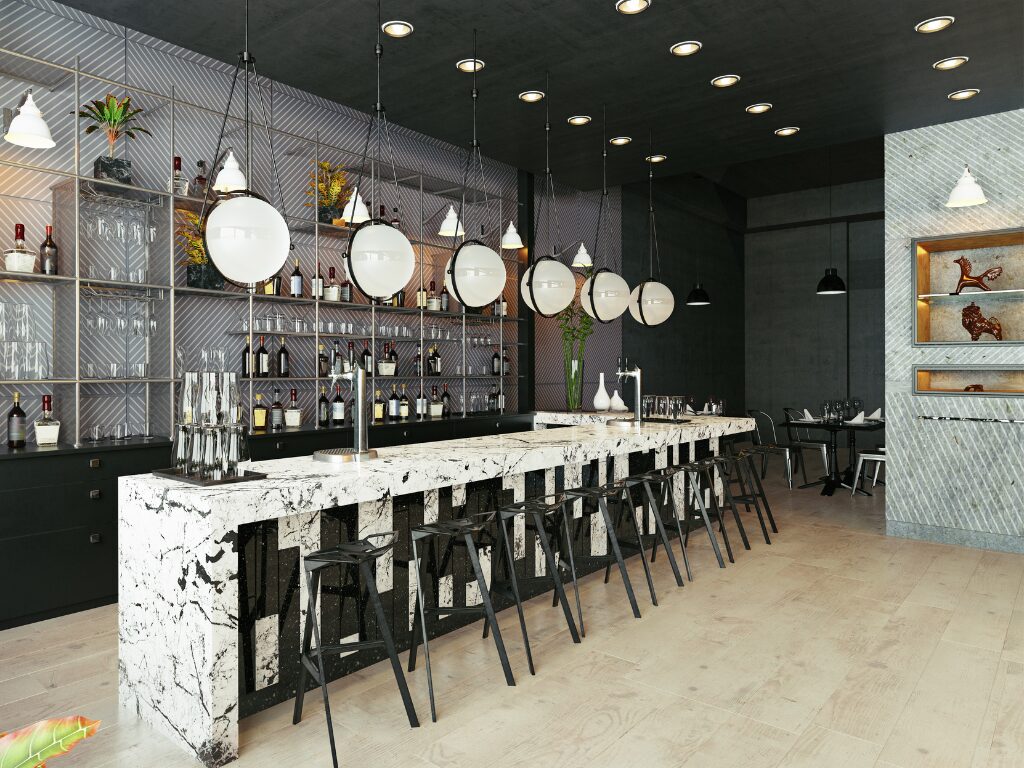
[4,472,1024,768]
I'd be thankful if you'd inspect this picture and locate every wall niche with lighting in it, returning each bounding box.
[914,366,1024,397]
[914,228,1024,345]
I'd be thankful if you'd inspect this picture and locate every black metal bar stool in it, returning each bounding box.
[490,493,582,670]
[293,532,419,768]
[735,447,779,533]
[639,466,693,582]
[712,454,770,546]
[612,472,686,591]
[680,459,733,566]
[563,479,656,618]
[408,511,522,722]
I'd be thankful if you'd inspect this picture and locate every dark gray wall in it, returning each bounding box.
[621,175,746,413]
[744,180,884,425]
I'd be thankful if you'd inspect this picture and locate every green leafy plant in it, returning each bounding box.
[304,160,350,210]
[0,716,100,767]
[78,93,151,158]
[175,209,207,266]
[558,269,593,411]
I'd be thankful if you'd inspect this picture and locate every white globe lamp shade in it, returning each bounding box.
[4,91,55,149]
[341,187,370,224]
[438,205,465,237]
[444,241,506,308]
[629,280,675,325]
[346,222,416,299]
[581,269,631,322]
[520,257,575,316]
[946,166,987,207]
[500,221,524,250]
[203,194,290,284]
[571,242,593,268]
[212,150,246,193]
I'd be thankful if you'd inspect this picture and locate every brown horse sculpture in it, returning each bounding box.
[954,256,1002,294]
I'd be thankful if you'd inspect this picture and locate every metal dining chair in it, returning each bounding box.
[851,446,886,495]
[781,407,831,485]
[745,410,794,489]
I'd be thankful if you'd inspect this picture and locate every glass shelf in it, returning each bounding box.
[917,288,1024,301]
[0,271,75,286]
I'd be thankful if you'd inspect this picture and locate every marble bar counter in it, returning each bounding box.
[118,415,752,766]
[533,410,633,426]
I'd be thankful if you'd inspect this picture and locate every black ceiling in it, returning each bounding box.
[62,0,1023,191]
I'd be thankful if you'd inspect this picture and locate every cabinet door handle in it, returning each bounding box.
[89,489,102,500]
[89,533,102,544]
[403,430,408,437]
[275,442,286,450]
[89,458,101,469]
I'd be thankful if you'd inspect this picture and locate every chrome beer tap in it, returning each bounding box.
[616,356,642,424]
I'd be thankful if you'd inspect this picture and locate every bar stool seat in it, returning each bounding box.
[852,450,886,495]
[293,532,419,768]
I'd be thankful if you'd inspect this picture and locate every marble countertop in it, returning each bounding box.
[119,415,753,528]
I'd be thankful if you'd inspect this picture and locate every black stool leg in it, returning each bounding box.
[465,533,516,687]
[736,459,772,545]
[745,453,779,533]
[559,507,585,638]
[643,480,684,587]
[292,567,315,727]
[620,487,659,607]
[497,516,536,674]
[687,468,726,568]
[359,560,420,728]
[532,508,581,643]
[597,496,642,618]
[665,479,692,581]
[717,465,751,551]
[704,467,735,563]
[305,569,339,768]
[409,537,437,723]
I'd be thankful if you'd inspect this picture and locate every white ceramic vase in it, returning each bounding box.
[610,390,628,412]
[593,372,611,411]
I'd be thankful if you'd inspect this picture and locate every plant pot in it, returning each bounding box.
[317,205,341,224]
[186,262,225,291]
[93,156,133,185]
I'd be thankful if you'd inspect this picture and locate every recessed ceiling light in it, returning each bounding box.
[933,56,969,71]
[774,126,800,137]
[711,74,741,88]
[615,0,650,14]
[645,154,667,163]
[518,90,545,103]
[948,88,980,101]
[745,102,772,114]
[610,136,632,146]
[381,20,414,38]
[915,16,955,33]
[669,40,702,56]
[567,115,592,126]
[456,58,485,73]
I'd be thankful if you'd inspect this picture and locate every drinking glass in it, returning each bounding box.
[114,217,127,243]
[0,303,6,341]
[113,423,127,440]
[132,362,148,379]
[10,304,28,341]
[88,424,104,442]
[641,395,654,419]
[109,362,122,379]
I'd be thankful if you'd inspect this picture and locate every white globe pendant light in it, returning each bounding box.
[946,165,987,207]
[629,280,674,325]
[581,268,631,321]
[204,193,291,284]
[346,220,416,299]
[445,240,505,308]
[4,91,55,149]
[212,149,246,193]
[341,186,370,224]
[521,257,575,316]
[500,221,524,249]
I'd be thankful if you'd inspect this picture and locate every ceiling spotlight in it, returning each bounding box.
[456,58,485,73]
[381,20,413,38]
[915,16,954,33]
[710,74,740,88]
[568,115,592,126]
[609,136,632,146]
[669,40,702,56]
[948,88,980,101]
[615,0,651,14]
[519,90,545,103]
[775,126,800,136]
[645,154,666,163]
[933,56,968,71]
[745,102,772,114]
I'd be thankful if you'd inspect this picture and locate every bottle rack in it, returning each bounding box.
[0,47,525,448]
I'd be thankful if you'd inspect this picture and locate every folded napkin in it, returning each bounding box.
[848,411,865,424]
[802,408,815,421]
[703,402,711,414]
[685,404,696,415]
[867,408,882,420]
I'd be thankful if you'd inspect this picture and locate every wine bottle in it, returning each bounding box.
[192,160,208,197]
[430,346,442,376]
[318,386,330,427]
[441,383,452,417]
[414,345,422,376]
[285,388,302,427]
[241,339,251,378]
[373,388,385,422]
[170,156,189,195]
[39,225,58,275]
[361,340,373,372]
[331,384,345,425]
[488,384,499,412]
[416,283,427,308]
[256,335,270,378]
[332,340,343,376]
[317,344,329,377]
[324,266,340,301]
[390,207,400,228]
[251,394,269,431]
[277,336,290,378]
[13,223,26,251]
[399,384,410,420]
[415,385,428,418]
[312,263,324,300]
[491,346,501,376]
[347,341,356,372]
[339,272,352,303]
[427,280,441,311]
[34,394,59,446]
[389,342,398,364]
[387,384,401,422]
[502,347,510,376]
[440,284,450,312]
[7,391,26,448]
[289,258,303,298]
[429,385,443,417]
[270,387,285,430]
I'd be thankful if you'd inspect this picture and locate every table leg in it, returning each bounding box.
[820,430,842,496]
[841,430,872,496]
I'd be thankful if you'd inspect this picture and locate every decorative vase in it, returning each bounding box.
[317,205,340,224]
[610,390,628,412]
[186,262,225,290]
[593,372,611,411]
[564,357,584,412]
[93,156,133,185]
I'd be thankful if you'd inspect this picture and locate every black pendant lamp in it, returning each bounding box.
[685,283,711,306]
[816,147,847,295]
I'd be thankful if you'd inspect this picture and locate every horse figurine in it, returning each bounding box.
[961,302,1002,341]
[954,256,1002,294]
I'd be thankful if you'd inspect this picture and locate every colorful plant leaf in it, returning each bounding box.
[78,93,150,156]
[0,716,100,768]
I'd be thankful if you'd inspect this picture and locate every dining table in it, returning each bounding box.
[781,418,885,496]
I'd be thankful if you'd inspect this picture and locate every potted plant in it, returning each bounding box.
[78,93,151,184]
[177,209,224,290]
[558,270,593,411]
[305,160,350,225]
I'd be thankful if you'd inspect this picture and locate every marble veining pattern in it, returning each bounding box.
[253,616,278,691]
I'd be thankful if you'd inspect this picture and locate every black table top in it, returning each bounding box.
[781,419,885,433]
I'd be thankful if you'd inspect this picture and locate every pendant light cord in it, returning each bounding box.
[591,105,609,268]
[452,28,492,250]
[540,72,566,260]
[647,130,661,280]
